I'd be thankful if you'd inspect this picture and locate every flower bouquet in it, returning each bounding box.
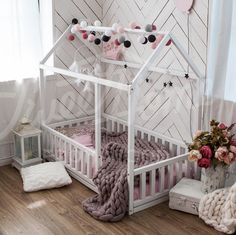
[188,120,236,193]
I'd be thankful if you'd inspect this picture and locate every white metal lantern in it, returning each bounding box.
[12,118,42,170]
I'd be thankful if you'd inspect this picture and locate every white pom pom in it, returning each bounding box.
[112,23,119,32]
[80,20,87,28]
[105,30,112,37]
[94,20,101,27]
[71,26,76,34]
[137,35,145,44]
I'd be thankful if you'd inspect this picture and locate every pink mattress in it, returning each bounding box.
[56,124,94,148]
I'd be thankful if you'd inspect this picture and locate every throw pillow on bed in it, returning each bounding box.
[20,162,72,192]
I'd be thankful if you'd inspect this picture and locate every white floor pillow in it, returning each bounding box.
[21,162,72,192]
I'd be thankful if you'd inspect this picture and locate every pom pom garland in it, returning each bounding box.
[114,39,121,46]
[80,20,88,28]
[94,20,102,27]
[117,26,125,34]
[68,34,75,41]
[105,30,112,37]
[137,35,146,44]
[88,34,95,42]
[118,36,125,44]
[148,34,156,43]
[124,40,131,48]
[70,19,171,49]
[72,18,78,25]
[102,35,111,42]
[145,24,153,32]
[94,38,101,45]
[129,22,137,29]
[82,32,88,39]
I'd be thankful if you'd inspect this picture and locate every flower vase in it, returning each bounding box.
[201,165,228,194]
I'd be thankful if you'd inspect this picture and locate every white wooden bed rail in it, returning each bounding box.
[102,113,199,213]
[41,120,97,192]
[133,153,199,213]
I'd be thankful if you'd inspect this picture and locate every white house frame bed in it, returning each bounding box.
[39,24,204,215]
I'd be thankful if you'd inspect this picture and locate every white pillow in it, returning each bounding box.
[21,162,72,192]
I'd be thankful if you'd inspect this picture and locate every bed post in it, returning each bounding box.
[39,68,46,125]
[95,83,102,171]
[127,85,135,215]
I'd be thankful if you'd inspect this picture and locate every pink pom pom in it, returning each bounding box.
[88,34,95,42]
[117,26,125,34]
[74,24,81,32]
[82,32,88,39]
[129,22,137,29]
[166,39,172,46]
[68,34,75,41]
[152,24,157,31]
[155,34,164,44]
[114,39,121,46]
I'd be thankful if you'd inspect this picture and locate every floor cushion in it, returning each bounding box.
[21,162,72,192]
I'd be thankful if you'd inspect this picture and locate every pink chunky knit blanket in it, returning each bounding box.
[82,130,170,222]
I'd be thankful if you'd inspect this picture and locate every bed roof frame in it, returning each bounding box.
[39,24,204,215]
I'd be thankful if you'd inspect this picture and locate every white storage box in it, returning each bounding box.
[169,177,204,215]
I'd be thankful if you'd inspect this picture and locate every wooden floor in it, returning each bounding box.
[0,166,223,235]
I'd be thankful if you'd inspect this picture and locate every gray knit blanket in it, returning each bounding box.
[82,130,170,222]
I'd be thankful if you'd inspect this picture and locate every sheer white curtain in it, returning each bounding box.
[206,0,236,185]
[0,0,42,82]
[206,0,236,124]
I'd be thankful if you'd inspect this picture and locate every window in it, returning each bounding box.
[0,0,42,82]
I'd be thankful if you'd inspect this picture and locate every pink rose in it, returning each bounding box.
[198,158,211,168]
[231,140,236,146]
[200,146,212,158]
[218,123,227,130]
[230,145,236,154]
[215,146,228,162]
[224,152,235,165]
[188,150,202,162]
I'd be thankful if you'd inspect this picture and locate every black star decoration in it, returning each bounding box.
[163,82,167,87]
[169,81,173,87]
[124,64,128,69]
[185,73,189,79]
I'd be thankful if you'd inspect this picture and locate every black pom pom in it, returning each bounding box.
[148,34,156,43]
[90,31,96,36]
[94,38,101,45]
[102,35,110,42]
[72,18,78,25]
[124,40,131,48]
[142,37,148,44]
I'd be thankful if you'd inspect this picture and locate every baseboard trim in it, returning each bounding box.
[0,156,13,166]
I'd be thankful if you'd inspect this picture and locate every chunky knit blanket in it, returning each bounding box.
[82,130,170,221]
[199,182,236,234]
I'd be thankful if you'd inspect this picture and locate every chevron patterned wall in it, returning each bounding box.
[53,0,209,142]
